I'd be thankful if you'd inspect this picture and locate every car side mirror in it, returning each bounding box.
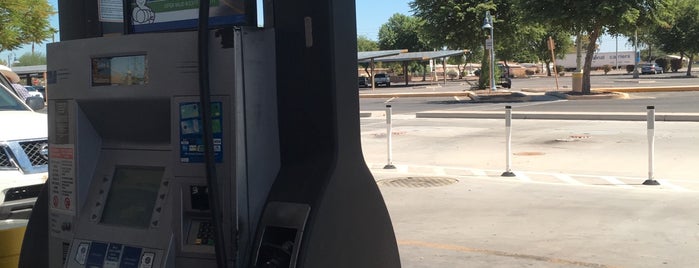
[26,96,45,111]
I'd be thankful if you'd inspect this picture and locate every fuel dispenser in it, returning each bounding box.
[21,0,401,267]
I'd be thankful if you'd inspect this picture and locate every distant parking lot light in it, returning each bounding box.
[482,11,496,91]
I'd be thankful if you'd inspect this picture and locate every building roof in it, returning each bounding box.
[357,50,406,61]
[12,65,46,75]
[358,50,468,63]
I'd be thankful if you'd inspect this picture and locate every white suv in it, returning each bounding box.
[0,73,47,220]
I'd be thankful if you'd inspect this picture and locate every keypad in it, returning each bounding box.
[195,221,215,246]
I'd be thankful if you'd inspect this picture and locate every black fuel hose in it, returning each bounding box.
[198,1,229,267]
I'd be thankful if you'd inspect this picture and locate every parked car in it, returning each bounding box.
[641,63,663,74]
[374,73,391,87]
[358,76,369,88]
[24,86,44,100]
[0,71,48,220]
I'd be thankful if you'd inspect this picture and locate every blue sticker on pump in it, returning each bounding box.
[179,102,223,163]
[120,246,143,268]
[86,242,108,267]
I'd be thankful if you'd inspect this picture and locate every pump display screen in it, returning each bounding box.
[91,55,148,87]
[101,166,164,228]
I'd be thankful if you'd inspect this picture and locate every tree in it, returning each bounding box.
[357,35,378,52]
[0,0,56,54]
[377,13,430,52]
[15,52,46,66]
[411,0,563,88]
[537,30,574,76]
[517,0,670,94]
[651,0,699,76]
[410,0,495,51]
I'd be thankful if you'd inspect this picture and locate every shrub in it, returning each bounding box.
[603,64,612,75]
[626,65,635,73]
[447,70,458,80]
[525,69,535,76]
[670,58,683,72]
[655,58,669,71]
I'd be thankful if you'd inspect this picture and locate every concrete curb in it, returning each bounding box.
[412,111,699,121]
[359,91,478,99]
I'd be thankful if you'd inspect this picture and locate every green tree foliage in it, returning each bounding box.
[0,0,56,53]
[651,0,699,76]
[377,13,430,51]
[357,35,379,52]
[14,52,46,66]
[517,0,670,94]
[537,30,574,76]
[410,0,494,51]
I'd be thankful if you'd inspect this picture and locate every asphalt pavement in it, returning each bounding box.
[363,117,699,268]
[358,74,699,267]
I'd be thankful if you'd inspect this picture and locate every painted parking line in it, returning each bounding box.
[600,176,634,189]
[655,179,690,192]
[552,174,585,185]
[470,169,487,176]
[515,172,532,182]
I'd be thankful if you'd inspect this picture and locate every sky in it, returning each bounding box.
[5,0,633,64]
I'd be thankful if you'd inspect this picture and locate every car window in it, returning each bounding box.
[0,75,28,111]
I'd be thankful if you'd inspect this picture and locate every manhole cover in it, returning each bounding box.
[514,151,545,156]
[377,177,458,188]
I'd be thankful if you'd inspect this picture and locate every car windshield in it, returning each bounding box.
[0,75,28,111]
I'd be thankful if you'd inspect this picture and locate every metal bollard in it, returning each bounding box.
[643,106,660,185]
[502,106,516,177]
[384,105,396,169]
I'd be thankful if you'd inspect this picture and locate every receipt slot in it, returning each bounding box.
[21,0,400,267]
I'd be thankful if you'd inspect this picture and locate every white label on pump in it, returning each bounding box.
[49,144,76,216]
[75,242,90,265]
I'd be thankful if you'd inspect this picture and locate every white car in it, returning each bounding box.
[0,73,47,220]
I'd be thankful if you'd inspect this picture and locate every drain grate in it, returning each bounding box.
[377,177,458,188]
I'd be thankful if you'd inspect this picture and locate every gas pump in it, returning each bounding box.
[20,0,401,267]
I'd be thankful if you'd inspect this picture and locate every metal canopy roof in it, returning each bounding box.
[359,50,468,63]
[357,50,405,61]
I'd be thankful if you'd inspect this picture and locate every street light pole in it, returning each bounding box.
[482,11,496,91]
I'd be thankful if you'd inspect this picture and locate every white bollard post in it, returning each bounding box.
[643,106,660,185]
[502,106,516,177]
[384,105,396,169]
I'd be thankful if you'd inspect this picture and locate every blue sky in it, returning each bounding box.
[6,0,632,63]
